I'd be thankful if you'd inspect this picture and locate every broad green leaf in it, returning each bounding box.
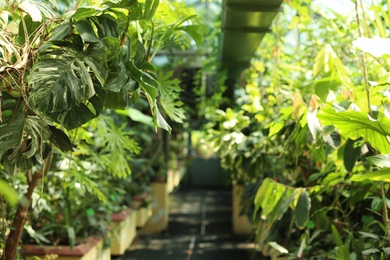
[143,0,159,19]
[0,179,18,206]
[179,25,203,47]
[72,6,104,22]
[0,100,25,160]
[29,36,108,115]
[253,178,273,216]
[74,20,101,43]
[129,60,158,99]
[260,182,286,220]
[343,139,362,172]
[367,154,390,168]
[294,190,311,229]
[268,121,284,137]
[318,106,390,154]
[350,168,390,182]
[267,189,296,225]
[159,72,186,123]
[48,20,72,41]
[47,86,105,130]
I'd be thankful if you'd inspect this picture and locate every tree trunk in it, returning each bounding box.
[3,171,42,260]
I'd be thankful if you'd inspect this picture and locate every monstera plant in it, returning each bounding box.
[0,0,201,258]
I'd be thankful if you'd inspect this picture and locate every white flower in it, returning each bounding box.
[353,37,390,57]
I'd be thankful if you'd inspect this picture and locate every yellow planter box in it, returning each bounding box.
[232,184,252,235]
[139,182,169,234]
[110,208,136,255]
[22,237,110,260]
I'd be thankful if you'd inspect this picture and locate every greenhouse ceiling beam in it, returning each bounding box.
[219,0,283,102]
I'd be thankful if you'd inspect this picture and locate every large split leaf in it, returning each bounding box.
[0,98,25,160]
[29,35,108,116]
[158,71,185,123]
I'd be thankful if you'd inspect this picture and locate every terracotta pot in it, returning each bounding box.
[21,236,110,260]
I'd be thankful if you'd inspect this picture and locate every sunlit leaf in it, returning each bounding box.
[351,168,390,182]
[0,179,18,206]
[318,106,390,154]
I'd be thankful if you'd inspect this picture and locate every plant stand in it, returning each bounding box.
[21,237,110,260]
[110,208,136,255]
[232,184,252,235]
[139,181,169,234]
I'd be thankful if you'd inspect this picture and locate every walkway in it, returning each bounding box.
[117,186,258,260]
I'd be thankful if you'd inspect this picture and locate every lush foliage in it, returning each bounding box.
[0,0,200,257]
[203,0,390,258]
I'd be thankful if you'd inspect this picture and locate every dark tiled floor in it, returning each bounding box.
[117,186,263,260]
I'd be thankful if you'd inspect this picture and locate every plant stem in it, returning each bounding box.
[4,170,42,260]
[380,184,390,244]
[1,194,5,260]
[354,0,372,116]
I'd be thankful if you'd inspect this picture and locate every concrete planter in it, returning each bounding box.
[22,236,110,260]
[232,184,252,235]
[139,181,169,234]
[110,208,136,255]
[132,193,153,228]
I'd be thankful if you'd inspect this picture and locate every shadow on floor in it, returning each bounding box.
[116,186,268,260]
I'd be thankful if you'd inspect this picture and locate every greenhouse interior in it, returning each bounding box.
[2,0,390,259]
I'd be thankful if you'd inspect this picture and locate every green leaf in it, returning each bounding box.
[48,20,72,41]
[129,60,158,99]
[343,139,362,172]
[0,101,25,160]
[179,25,203,47]
[72,6,104,22]
[267,189,296,225]
[154,102,172,133]
[367,154,390,168]
[332,224,343,247]
[253,178,273,217]
[350,168,390,183]
[336,245,351,260]
[294,190,311,229]
[158,71,186,123]
[318,106,390,154]
[268,121,284,137]
[371,197,383,212]
[74,20,101,43]
[116,108,154,126]
[261,182,286,220]
[29,36,108,115]
[0,179,18,206]
[143,0,159,19]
